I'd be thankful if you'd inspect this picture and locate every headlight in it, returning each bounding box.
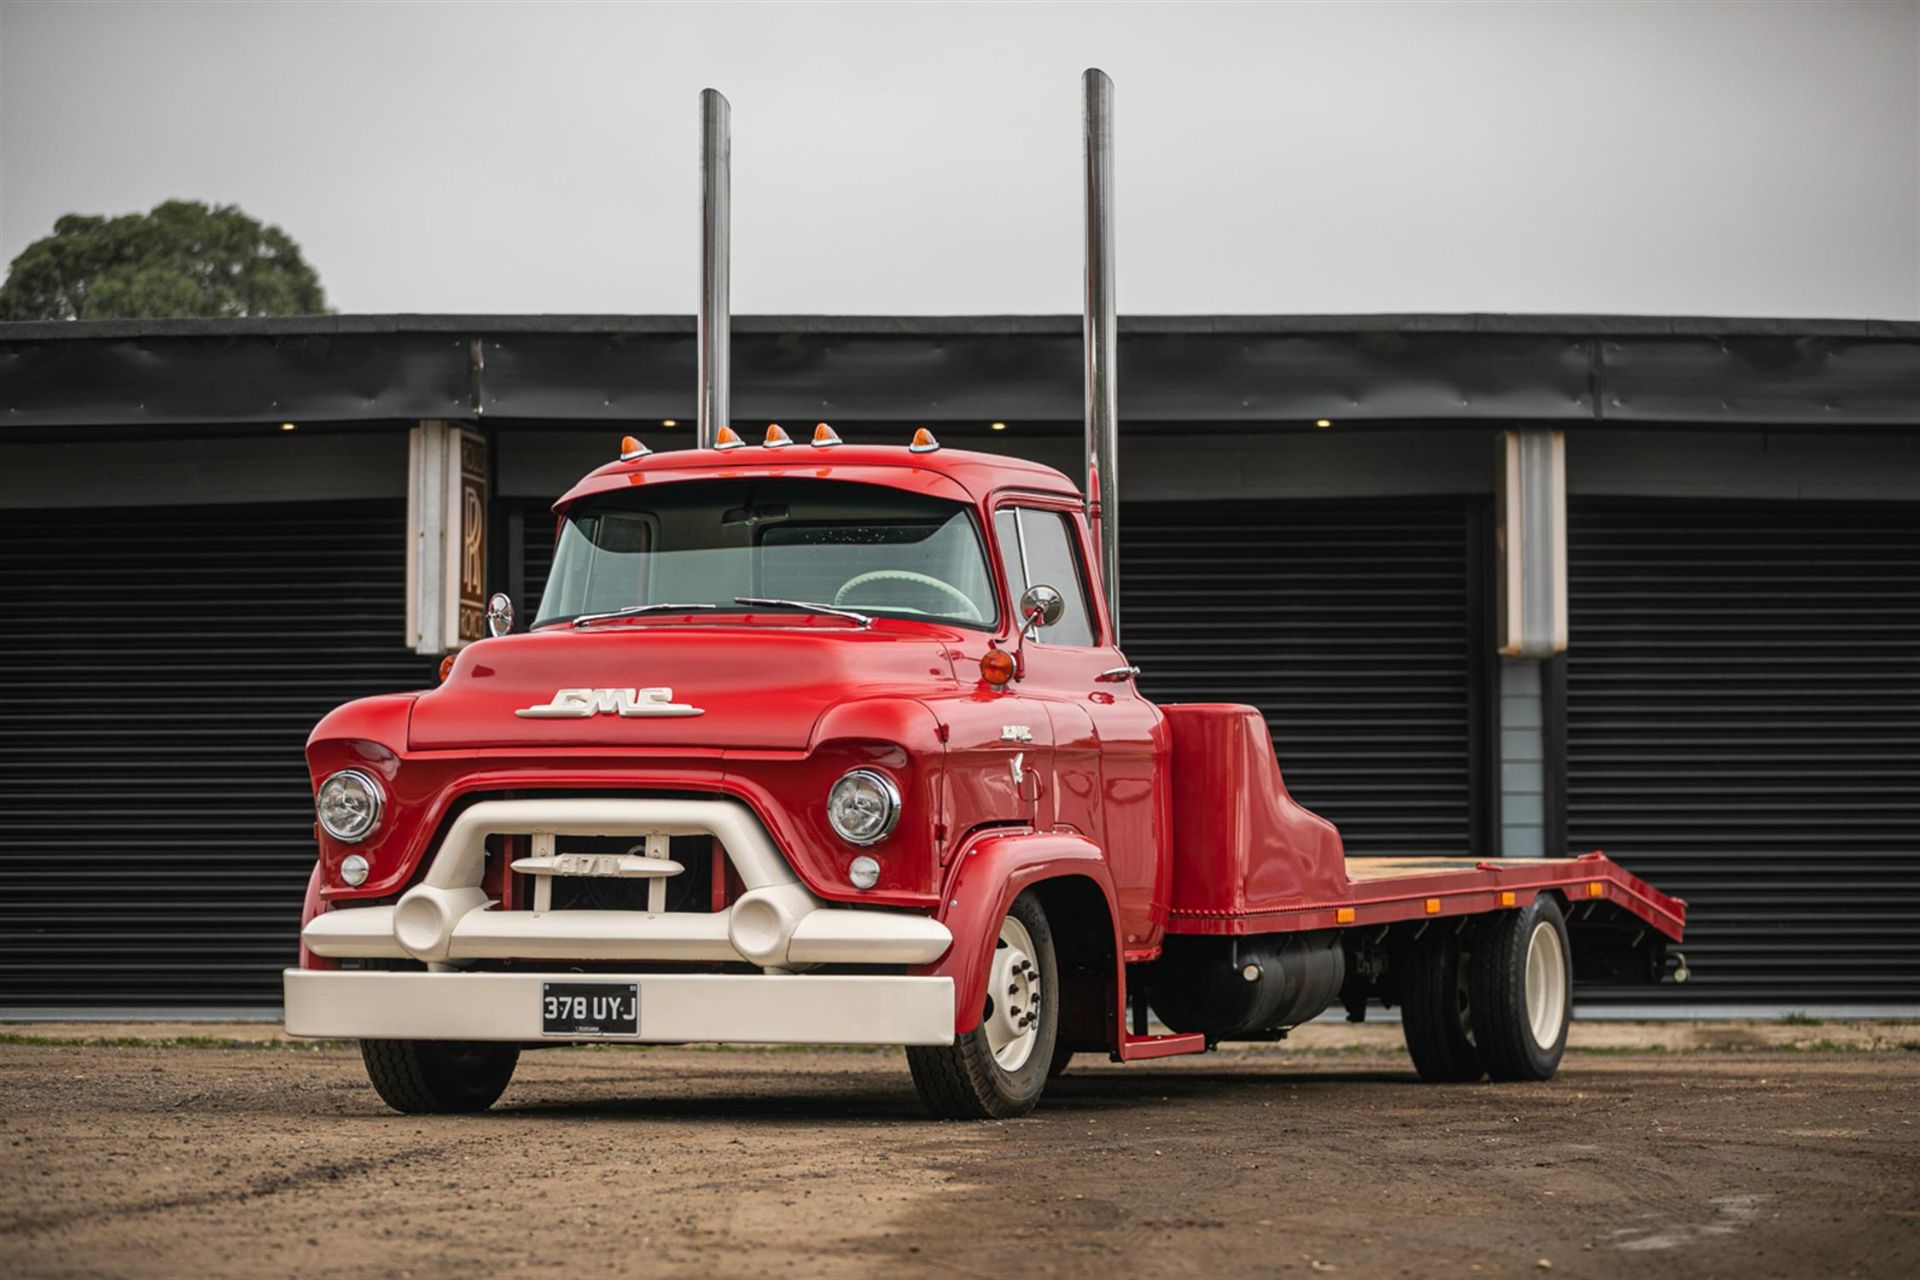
[827,769,900,847]
[317,769,384,844]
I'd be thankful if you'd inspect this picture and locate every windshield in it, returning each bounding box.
[535,478,1000,630]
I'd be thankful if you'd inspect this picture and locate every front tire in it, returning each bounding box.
[1469,895,1572,1081]
[360,1039,520,1114]
[907,893,1059,1119]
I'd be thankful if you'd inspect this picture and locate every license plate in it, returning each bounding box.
[540,982,639,1037]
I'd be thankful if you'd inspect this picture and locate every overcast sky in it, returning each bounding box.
[2,1,1916,319]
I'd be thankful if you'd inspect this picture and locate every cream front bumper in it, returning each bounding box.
[283,969,956,1045]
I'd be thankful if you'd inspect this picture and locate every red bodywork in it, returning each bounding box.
[301,442,1685,1051]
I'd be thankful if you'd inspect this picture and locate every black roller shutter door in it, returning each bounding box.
[1566,499,1920,1006]
[1121,498,1489,856]
[0,500,435,1009]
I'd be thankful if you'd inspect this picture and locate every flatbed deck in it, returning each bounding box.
[1166,851,1687,940]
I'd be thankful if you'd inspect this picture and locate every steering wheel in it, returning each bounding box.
[834,570,984,623]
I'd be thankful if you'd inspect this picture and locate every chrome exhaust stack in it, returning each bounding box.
[1082,68,1121,640]
[698,88,731,450]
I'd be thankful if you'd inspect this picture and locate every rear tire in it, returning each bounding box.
[907,893,1059,1119]
[360,1040,520,1114]
[1400,921,1486,1082]
[1469,895,1571,1082]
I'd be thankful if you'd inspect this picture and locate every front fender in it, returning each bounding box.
[918,829,1123,1036]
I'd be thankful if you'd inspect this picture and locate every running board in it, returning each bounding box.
[1117,1031,1208,1061]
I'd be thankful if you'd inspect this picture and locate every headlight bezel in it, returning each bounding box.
[316,768,386,845]
[826,768,902,847]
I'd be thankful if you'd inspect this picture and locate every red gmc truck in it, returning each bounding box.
[282,74,1688,1119]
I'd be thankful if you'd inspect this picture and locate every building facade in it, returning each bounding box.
[1,314,1914,1016]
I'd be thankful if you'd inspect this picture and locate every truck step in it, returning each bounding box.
[1117,1031,1207,1061]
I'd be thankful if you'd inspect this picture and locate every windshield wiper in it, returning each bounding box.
[572,603,719,629]
[732,597,874,628]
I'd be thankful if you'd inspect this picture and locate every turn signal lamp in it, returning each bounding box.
[437,654,456,682]
[619,435,651,461]
[980,647,1015,688]
[909,427,941,453]
[764,424,793,448]
[812,423,842,447]
[714,425,745,450]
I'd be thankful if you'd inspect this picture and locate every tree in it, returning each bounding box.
[0,199,328,321]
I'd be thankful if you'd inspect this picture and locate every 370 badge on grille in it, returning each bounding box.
[541,981,640,1037]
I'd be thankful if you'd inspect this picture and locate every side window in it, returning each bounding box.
[996,507,1097,647]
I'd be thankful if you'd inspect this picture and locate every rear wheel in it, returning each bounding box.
[1400,921,1486,1082]
[1469,895,1572,1081]
[360,1039,520,1114]
[907,893,1059,1119]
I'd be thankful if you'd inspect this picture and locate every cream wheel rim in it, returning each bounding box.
[984,915,1042,1071]
[1525,920,1569,1050]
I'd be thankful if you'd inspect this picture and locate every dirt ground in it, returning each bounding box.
[1,1025,1915,1280]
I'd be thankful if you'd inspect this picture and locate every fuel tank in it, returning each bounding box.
[1145,930,1347,1041]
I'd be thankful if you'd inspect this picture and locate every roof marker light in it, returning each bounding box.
[714,425,745,450]
[764,424,793,448]
[619,435,651,461]
[909,428,941,453]
[812,423,842,447]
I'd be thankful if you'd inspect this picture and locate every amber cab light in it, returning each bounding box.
[980,647,1015,687]
[812,423,842,447]
[714,425,745,450]
[619,435,650,461]
[909,428,940,453]
[764,424,793,448]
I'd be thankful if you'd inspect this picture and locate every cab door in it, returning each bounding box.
[994,501,1168,954]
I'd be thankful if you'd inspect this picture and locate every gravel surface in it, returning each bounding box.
[1,1031,1915,1279]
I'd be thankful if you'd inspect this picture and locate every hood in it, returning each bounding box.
[408,621,962,751]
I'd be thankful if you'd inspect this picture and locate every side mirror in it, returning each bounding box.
[1019,584,1065,634]
[485,592,515,637]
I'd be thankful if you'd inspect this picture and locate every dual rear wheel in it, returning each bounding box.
[1401,895,1571,1083]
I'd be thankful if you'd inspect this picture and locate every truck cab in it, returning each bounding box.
[287,430,1686,1119]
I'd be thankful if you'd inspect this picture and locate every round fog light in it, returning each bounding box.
[340,854,370,887]
[848,855,881,890]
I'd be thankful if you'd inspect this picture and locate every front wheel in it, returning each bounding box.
[360,1039,520,1114]
[907,893,1059,1119]
[1469,895,1572,1081]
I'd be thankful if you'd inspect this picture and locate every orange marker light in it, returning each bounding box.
[1499,890,1517,908]
[1424,898,1441,915]
[619,435,650,461]
[979,648,1015,687]
[714,425,744,450]
[437,654,456,682]
[812,422,842,447]
[1588,881,1605,898]
[1335,907,1356,925]
[909,427,941,453]
[764,424,793,448]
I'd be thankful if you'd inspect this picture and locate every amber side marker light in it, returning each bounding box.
[979,648,1015,687]
[1588,881,1606,898]
[1335,907,1356,925]
[1423,898,1442,915]
[437,654,456,682]
[1499,890,1517,908]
